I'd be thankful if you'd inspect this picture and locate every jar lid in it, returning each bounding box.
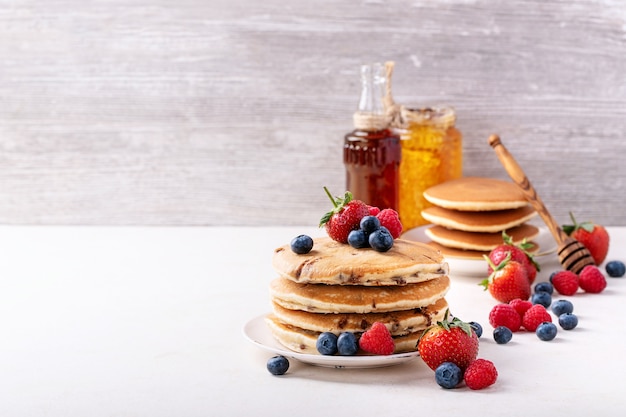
[401,106,456,128]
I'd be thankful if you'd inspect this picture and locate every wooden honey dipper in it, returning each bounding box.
[488,134,595,274]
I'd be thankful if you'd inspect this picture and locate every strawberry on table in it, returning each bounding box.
[482,253,531,303]
[563,212,610,265]
[487,232,540,284]
[319,187,370,244]
[417,311,479,372]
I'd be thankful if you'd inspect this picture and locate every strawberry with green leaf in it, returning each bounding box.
[563,212,609,265]
[319,187,369,244]
[482,253,531,303]
[417,311,479,372]
[487,232,540,283]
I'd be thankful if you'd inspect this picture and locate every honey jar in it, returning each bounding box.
[398,106,462,230]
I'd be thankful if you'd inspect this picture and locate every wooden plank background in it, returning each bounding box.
[1,0,625,226]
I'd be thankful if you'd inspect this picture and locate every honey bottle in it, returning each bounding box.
[398,106,463,230]
[344,63,401,211]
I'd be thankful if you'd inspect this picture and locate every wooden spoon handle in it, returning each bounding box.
[488,134,569,245]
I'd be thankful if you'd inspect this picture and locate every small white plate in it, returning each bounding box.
[402,226,557,277]
[243,315,420,369]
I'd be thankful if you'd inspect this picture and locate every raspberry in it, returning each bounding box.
[464,359,498,390]
[376,209,403,239]
[551,270,579,296]
[522,304,552,331]
[578,265,607,294]
[359,322,395,355]
[488,303,522,332]
[509,298,532,320]
[367,205,381,216]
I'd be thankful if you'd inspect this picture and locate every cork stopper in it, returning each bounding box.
[353,61,400,132]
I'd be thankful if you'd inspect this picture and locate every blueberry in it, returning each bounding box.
[558,313,578,330]
[290,234,313,254]
[348,229,369,249]
[531,291,552,308]
[469,321,483,338]
[435,362,462,389]
[369,227,394,252]
[606,260,626,278]
[316,332,338,355]
[337,332,359,356]
[266,355,289,375]
[536,322,558,341]
[360,215,381,234]
[493,326,513,344]
[552,299,574,316]
[534,281,554,295]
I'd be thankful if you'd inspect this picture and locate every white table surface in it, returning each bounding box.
[1,225,625,416]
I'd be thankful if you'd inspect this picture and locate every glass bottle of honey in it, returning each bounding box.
[344,63,401,211]
[398,106,462,230]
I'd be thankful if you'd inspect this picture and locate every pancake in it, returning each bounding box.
[424,224,539,252]
[421,205,537,233]
[426,240,539,260]
[423,177,528,211]
[271,297,448,336]
[265,315,424,354]
[270,275,450,314]
[272,237,448,286]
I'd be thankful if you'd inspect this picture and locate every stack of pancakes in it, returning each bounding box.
[421,177,539,259]
[266,237,450,355]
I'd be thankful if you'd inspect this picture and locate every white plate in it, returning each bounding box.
[402,225,557,277]
[243,315,420,369]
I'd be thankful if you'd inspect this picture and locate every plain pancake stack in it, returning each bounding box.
[420,177,539,259]
[266,237,451,355]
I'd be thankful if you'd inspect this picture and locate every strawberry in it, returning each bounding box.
[481,253,531,303]
[551,270,579,296]
[488,303,522,332]
[417,311,479,372]
[376,208,403,238]
[563,212,610,265]
[319,187,370,244]
[359,322,395,355]
[487,232,540,284]
[578,265,607,294]
[464,359,498,390]
[522,304,551,331]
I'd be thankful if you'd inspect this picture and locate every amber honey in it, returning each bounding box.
[344,128,401,211]
[398,106,462,230]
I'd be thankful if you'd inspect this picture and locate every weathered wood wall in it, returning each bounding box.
[1,0,625,226]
